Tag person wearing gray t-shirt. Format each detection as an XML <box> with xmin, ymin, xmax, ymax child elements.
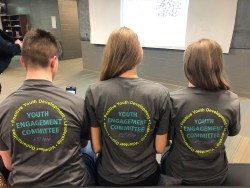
<box><xmin>0</xmin><ymin>28</ymin><xmax>95</xmax><ymax>187</ymax></box>
<box><xmin>160</xmin><ymin>39</ymin><xmax>241</xmax><ymax>186</ymax></box>
<box><xmin>85</xmin><ymin>27</ymin><xmax>172</xmax><ymax>186</ymax></box>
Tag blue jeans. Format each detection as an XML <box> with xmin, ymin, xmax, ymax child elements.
<box><xmin>81</xmin><ymin>141</ymin><xmax>97</xmax><ymax>161</ymax></box>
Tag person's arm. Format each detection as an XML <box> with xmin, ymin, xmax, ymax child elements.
<box><xmin>14</xmin><ymin>39</ymin><xmax>22</xmax><ymax>54</ymax></box>
<box><xmin>0</xmin><ymin>151</ymin><xmax>11</xmax><ymax>171</ymax></box>
<box><xmin>85</xmin><ymin>86</ymin><xmax>102</xmax><ymax>153</ymax></box>
<box><xmin>155</xmin><ymin>87</ymin><xmax>172</xmax><ymax>153</ymax></box>
<box><xmin>155</xmin><ymin>134</ymin><xmax>167</xmax><ymax>154</ymax></box>
<box><xmin>91</xmin><ymin>127</ymin><xmax>102</xmax><ymax>153</ymax></box>
<box><xmin>15</xmin><ymin>39</ymin><xmax>22</xmax><ymax>49</ymax></box>
<box><xmin>229</xmin><ymin>97</ymin><xmax>241</xmax><ymax>136</ymax></box>
<box><xmin>0</xmin><ymin>35</ymin><xmax>20</xmax><ymax>56</ymax></box>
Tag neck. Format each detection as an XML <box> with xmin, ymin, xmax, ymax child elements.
<box><xmin>119</xmin><ymin>68</ymin><xmax>138</xmax><ymax>78</ymax></box>
<box><xmin>25</xmin><ymin>68</ymin><xmax>53</xmax><ymax>82</ymax></box>
<box><xmin>188</xmin><ymin>82</ymin><xmax>195</xmax><ymax>87</ymax></box>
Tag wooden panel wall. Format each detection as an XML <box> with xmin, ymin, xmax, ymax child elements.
<box><xmin>58</xmin><ymin>0</ymin><xmax>82</xmax><ymax>59</ymax></box>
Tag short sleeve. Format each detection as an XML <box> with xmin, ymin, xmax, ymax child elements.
<box><xmin>0</xmin><ymin>137</ymin><xmax>8</xmax><ymax>151</ymax></box>
<box><xmin>81</xmin><ymin>101</ymin><xmax>90</xmax><ymax>140</ymax></box>
<box><xmin>228</xmin><ymin>97</ymin><xmax>241</xmax><ymax>136</ymax></box>
<box><xmin>85</xmin><ymin>86</ymin><xmax>99</xmax><ymax>128</ymax></box>
<box><xmin>155</xmin><ymin>88</ymin><xmax>172</xmax><ymax>135</ymax></box>
<box><xmin>0</xmin><ymin>106</ymin><xmax>10</xmax><ymax>151</ymax></box>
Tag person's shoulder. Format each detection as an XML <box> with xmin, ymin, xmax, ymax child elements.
<box><xmin>49</xmin><ymin>85</ymin><xmax>84</xmax><ymax>105</ymax></box>
<box><xmin>220</xmin><ymin>90</ymin><xmax>240</xmax><ymax>107</ymax></box>
<box><xmin>86</xmin><ymin>80</ymin><xmax>110</xmax><ymax>92</ymax></box>
<box><xmin>62</xmin><ymin>89</ymin><xmax>84</xmax><ymax>102</ymax></box>
<box><xmin>140</xmin><ymin>79</ymin><xmax>170</xmax><ymax>93</ymax></box>
<box><xmin>170</xmin><ymin>88</ymin><xmax>240</xmax><ymax>102</ymax></box>
<box><xmin>170</xmin><ymin>87</ymin><xmax>189</xmax><ymax>96</ymax></box>
<box><xmin>0</xmin><ymin>91</ymin><xmax>22</xmax><ymax>112</ymax></box>
<box><xmin>224</xmin><ymin>90</ymin><xmax>239</xmax><ymax>99</ymax></box>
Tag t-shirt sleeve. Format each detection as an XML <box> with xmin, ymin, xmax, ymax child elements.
<box><xmin>0</xmin><ymin>137</ymin><xmax>8</xmax><ymax>151</ymax></box>
<box><xmin>0</xmin><ymin>118</ymin><xmax>9</xmax><ymax>151</ymax></box>
<box><xmin>81</xmin><ymin>102</ymin><xmax>90</xmax><ymax>140</ymax></box>
<box><xmin>155</xmin><ymin>89</ymin><xmax>172</xmax><ymax>135</ymax></box>
<box><xmin>228</xmin><ymin>97</ymin><xmax>241</xmax><ymax>136</ymax></box>
<box><xmin>85</xmin><ymin>86</ymin><xmax>99</xmax><ymax>128</ymax></box>
<box><xmin>0</xmin><ymin>108</ymin><xmax>9</xmax><ymax>151</ymax></box>
<box><xmin>167</xmin><ymin>96</ymin><xmax>175</xmax><ymax>140</ymax></box>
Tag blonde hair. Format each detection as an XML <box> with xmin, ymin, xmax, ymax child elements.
<box><xmin>100</xmin><ymin>27</ymin><xmax>143</xmax><ymax>81</ymax></box>
<box><xmin>184</xmin><ymin>39</ymin><xmax>230</xmax><ymax>91</ymax></box>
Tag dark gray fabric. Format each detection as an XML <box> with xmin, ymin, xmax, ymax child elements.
<box><xmin>0</xmin><ymin>79</ymin><xmax>91</xmax><ymax>187</ymax></box>
<box><xmin>158</xmin><ymin>174</ymin><xmax>182</xmax><ymax>186</ymax></box>
<box><xmin>163</xmin><ymin>87</ymin><xmax>241</xmax><ymax>185</ymax></box>
<box><xmin>85</xmin><ymin>77</ymin><xmax>171</xmax><ymax>185</ymax></box>
<box><xmin>223</xmin><ymin>164</ymin><xmax>250</xmax><ymax>186</ymax></box>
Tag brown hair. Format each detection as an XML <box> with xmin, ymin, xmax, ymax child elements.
<box><xmin>184</xmin><ymin>39</ymin><xmax>230</xmax><ymax>91</ymax></box>
<box><xmin>100</xmin><ymin>27</ymin><xmax>143</xmax><ymax>81</ymax></box>
<box><xmin>22</xmin><ymin>28</ymin><xmax>62</xmax><ymax>68</ymax></box>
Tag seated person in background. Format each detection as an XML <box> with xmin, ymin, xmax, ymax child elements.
<box><xmin>85</xmin><ymin>27</ymin><xmax>172</xmax><ymax>186</ymax></box>
<box><xmin>160</xmin><ymin>39</ymin><xmax>241</xmax><ymax>186</ymax></box>
<box><xmin>0</xmin><ymin>29</ymin><xmax>22</xmax><ymax>94</ymax></box>
<box><xmin>0</xmin><ymin>29</ymin><xmax>22</xmax><ymax>74</ymax></box>
<box><xmin>0</xmin><ymin>28</ymin><xmax>95</xmax><ymax>187</ymax></box>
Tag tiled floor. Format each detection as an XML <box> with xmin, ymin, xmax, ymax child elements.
<box><xmin>1</xmin><ymin>57</ymin><xmax>250</xmax><ymax>163</ymax></box>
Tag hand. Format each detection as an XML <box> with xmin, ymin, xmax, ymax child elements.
<box><xmin>15</xmin><ymin>39</ymin><xmax>23</xmax><ymax>49</ymax></box>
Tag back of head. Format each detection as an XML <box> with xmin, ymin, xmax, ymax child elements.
<box><xmin>22</xmin><ymin>28</ymin><xmax>62</xmax><ymax>68</ymax></box>
<box><xmin>184</xmin><ymin>39</ymin><xmax>230</xmax><ymax>91</ymax></box>
<box><xmin>100</xmin><ymin>27</ymin><xmax>143</xmax><ymax>81</ymax></box>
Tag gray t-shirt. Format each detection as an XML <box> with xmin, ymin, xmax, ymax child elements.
<box><xmin>85</xmin><ymin>77</ymin><xmax>171</xmax><ymax>185</ymax></box>
<box><xmin>165</xmin><ymin>87</ymin><xmax>241</xmax><ymax>185</ymax></box>
<box><xmin>0</xmin><ymin>80</ymin><xmax>90</xmax><ymax>187</ymax></box>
